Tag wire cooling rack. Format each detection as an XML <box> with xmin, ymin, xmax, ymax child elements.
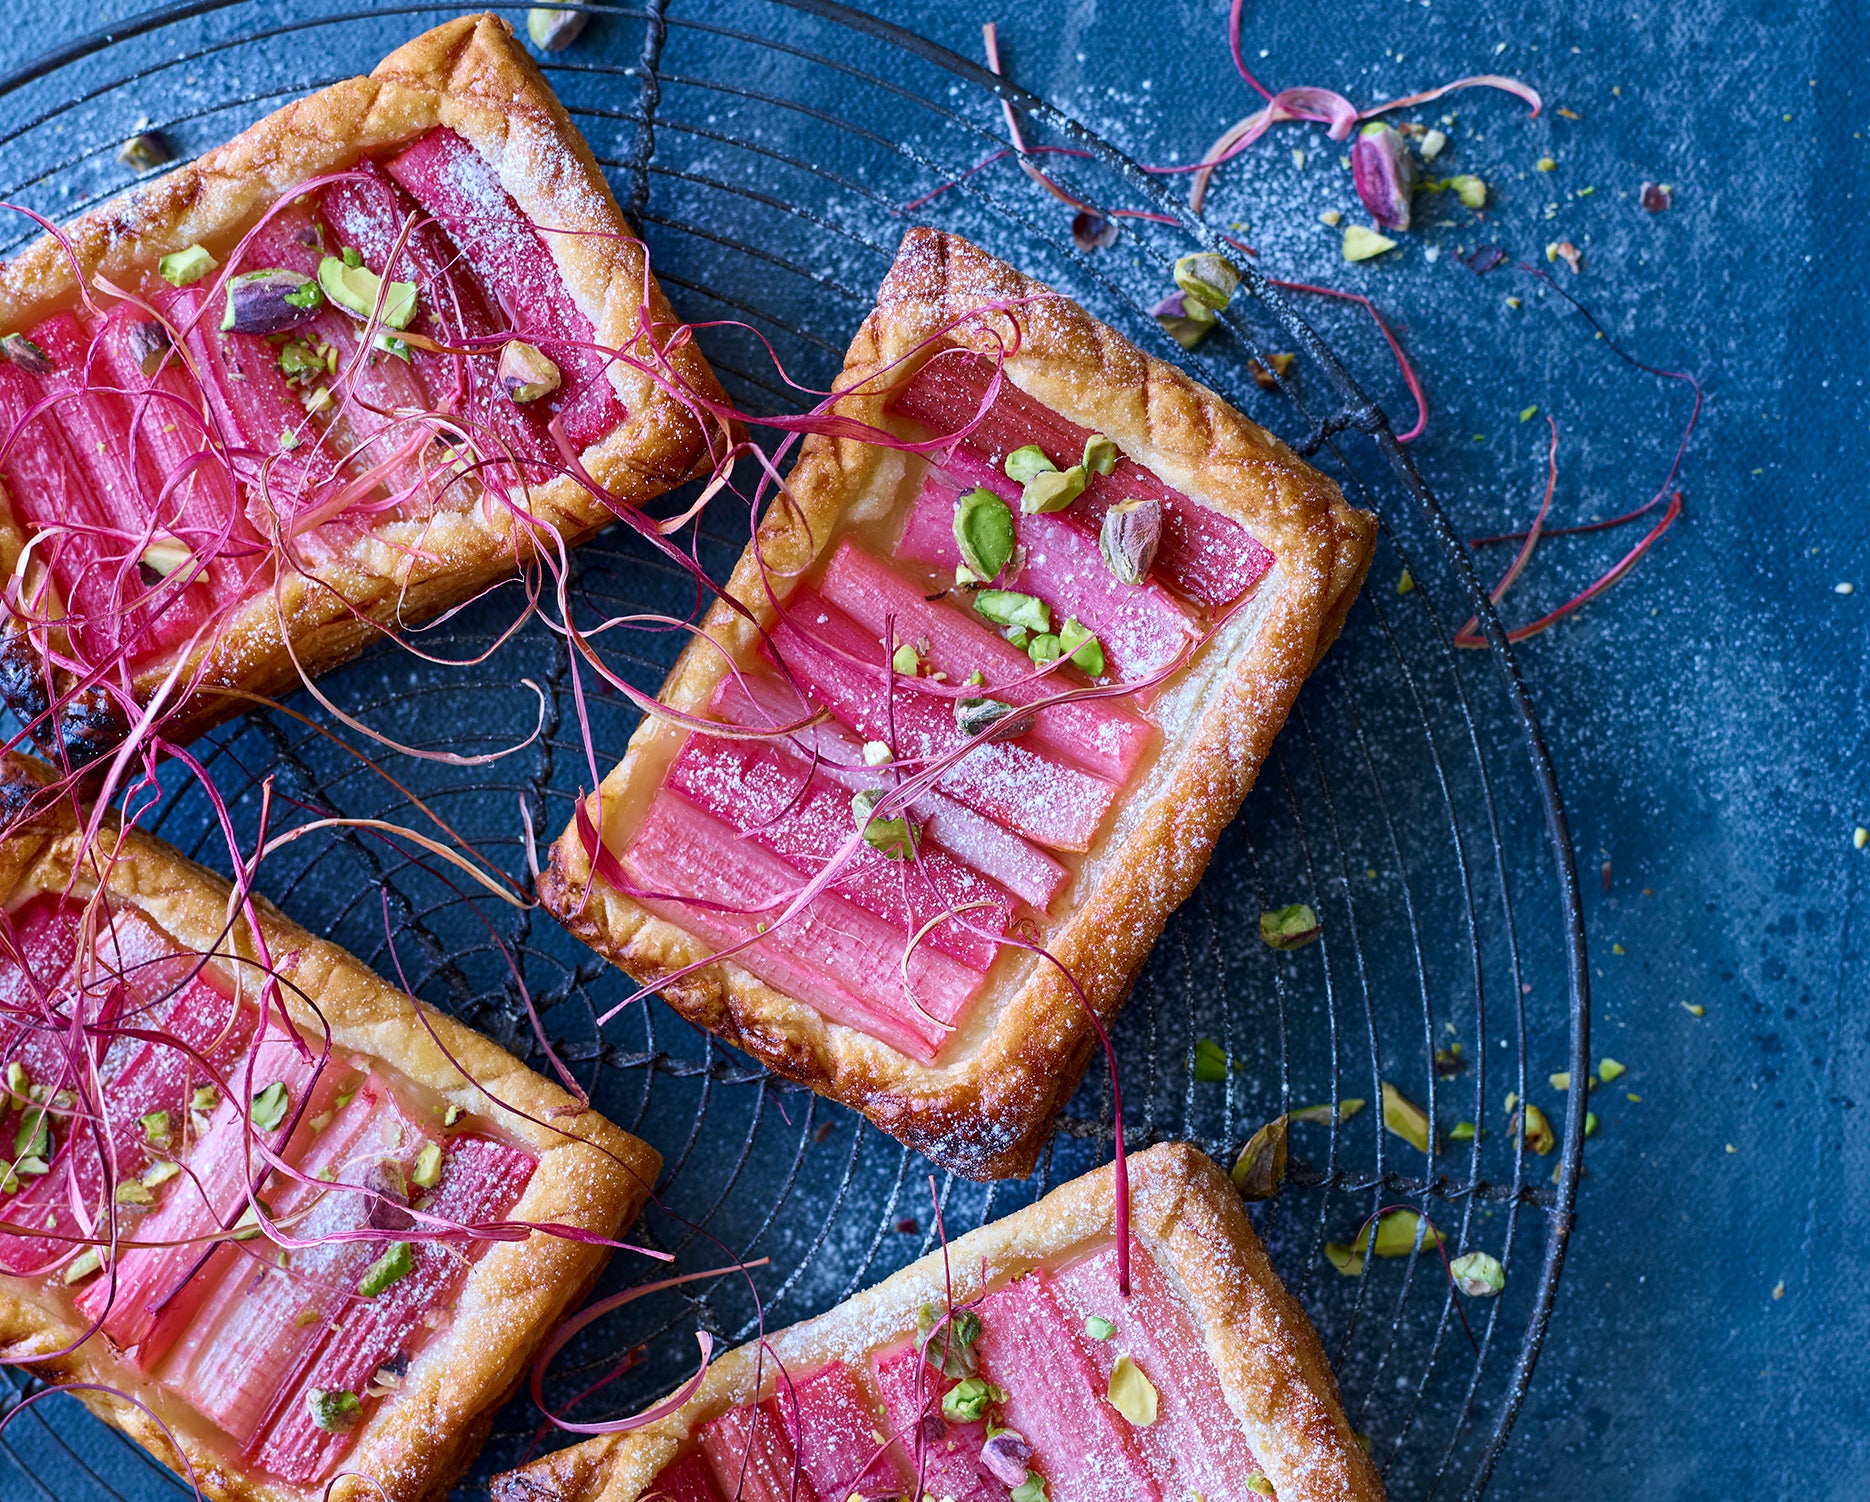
<box><xmin>0</xmin><ymin>3</ymin><xmax>1590</xmax><ymax>1498</ymax></box>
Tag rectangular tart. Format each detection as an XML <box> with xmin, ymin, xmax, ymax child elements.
<box><xmin>0</xmin><ymin>13</ymin><xmax>724</xmax><ymax>765</ymax></box>
<box><xmin>0</xmin><ymin>754</ymin><xmax>662</xmax><ymax>1500</ymax></box>
<box><xmin>540</xmin><ymin>229</ymin><xmax>1375</xmax><ymax>1178</ymax></box>
<box><xmin>494</xmin><ymin>1142</ymin><xmax>1383</xmax><ymax>1502</ymax></box>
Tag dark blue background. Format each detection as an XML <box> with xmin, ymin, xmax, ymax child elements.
<box><xmin>0</xmin><ymin>1</ymin><xmax>1863</xmax><ymax>1497</ymax></box>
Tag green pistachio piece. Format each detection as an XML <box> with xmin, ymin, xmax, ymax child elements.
<box><xmin>498</xmin><ymin>339</ymin><xmax>562</xmax><ymax>402</ymax></box>
<box><xmin>1597</xmin><ymin>1057</ymin><xmax>1627</xmax><ymax>1082</ymax></box>
<box><xmin>1027</xmin><ymin>633</ymin><xmax>1062</xmax><ymax>665</ymax></box>
<box><xmin>1230</xmin><ymin>1114</ymin><xmax>1289</xmax><ymax>1200</ymax></box>
<box><xmin>1342</xmin><ymin>225</ymin><xmax>1398</xmax><ymax>261</ymax></box>
<box><xmin>917</xmin><ymin>1303</ymin><xmax>983</xmax><ymax>1377</ymax></box>
<box><xmin>340</xmin><ymin>247</ymin><xmax>363</xmax><ymax>269</ymax></box>
<box><xmin>1382</xmin><ymin>1082</ymin><xmax>1431</xmax><ymax>1154</ymax></box>
<box><xmin>952</xmin><ymin>487</ymin><xmax>1016</xmax><ymax>582</ymax></box>
<box><xmin>1259</xmin><ymin>902</ymin><xmax>1321</xmax><ymax>951</ymax></box>
<box><xmin>941</xmin><ymin>1376</ymin><xmax>1006</xmax><ymax>1424</ymax></box>
<box><xmin>1448</xmin><ymin>1121</ymin><xmax>1478</xmax><ymax>1141</ymax></box>
<box><xmin>116</xmin><ymin>1180</ymin><xmax>154</xmax><ymax>1206</ymax></box>
<box><xmin>1106</xmin><ymin>1355</ymin><xmax>1159</xmax><ymax>1425</ymax></box>
<box><xmin>973</xmin><ymin>589</ymin><xmax>1051</xmax><ymax>635</ymax></box>
<box><xmin>1193</xmin><ymin>1037</ymin><xmax>1229</xmax><ymax>1083</ymax></box>
<box><xmin>1010</xmin><ymin>1474</ymin><xmax>1048</xmax><ymax>1502</ymax></box>
<box><xmin>358</xmin><ymin>1241</ymin><xmax>414</xmax><ymax>1297</ymax></box>
<box><xmin>5</xmin><ymin>1061</ymin><xmax>28</xmax><ymax>1105</ymax></box>
<box><xmin>1289</xmin><ymin>1098</ymin><xmax>1364</xmax><ymax>1126</ymax></box>
<box><xmin>140</xmin><ymin>1111</ymin><xmax>170</xmax><ymax>1147</ymax></box>
<box><xmin>1174</xmin><ymin>252</ymin><xmax>1240</xmax><ymax>311</ymax></box>
<box><xmin>117</xmin><ymin>132</ymin><xmax>171</xmax><ymax>173</ymax></box>
<box><xmin>1003</xmin><ymin>625</ymin><xmax>1029</xmax><ymax>649</ymax></box>
<box><xmin>158</xmin><ymin>244</ymin><xmax>218</xmax><ymax>287</ymax></box>
<box><xmin>528</xmin><ymin>5</ymin><xmax>589</xmax><ymax>50</ymax></box>
<box><xmin>1</xmin><ymin>333</ymin><xmax>51</xmax><ymax>374</ymax></box>
<box><xmin>1449</xmin><ymin>1249</ymin><xmax>1506</xmax><ymax>1297</ymax></box>
<box><xmin>141</xmin><ymin>1160</ymin><xmax>180</xmax><ymax>1189</ymax></box>
<box><xmin>190</xmin><ymin>1085</ymin><xmax>220</xmax><ymax>1115</ymax></box>
<box><xmin>955</xmin><ymin>697</ymin><xmax>1022</xmax><ymax>739</ymax></box>
<box><xmin>1246</xmin><ymin>1473</ymin><xmax>1276</xmax><ymax>1495</ymax></box>
<box><xmin>1057</xmin><ymin>617</ymin><xmax>1105</xmax><ymax>676</ymax></box>
<box><xmin>1003</xmin><ymin>444</ymin><xmax>1056</xmax><ymax>484</ymax></box>
<box><xmin>61</xmin><ymin>1248</ymin><xmax>103</xmax><ymax>1285</ymax></box>
<box><xmin>1021</xmin><ymin>464</ymin><xmax>1087</xmax><ymax>515</ymax></box>
<box><xmin>891</xmin><ymin>642</ymin><xmax>920</xmax><ymax>675</ymax></box>
<box><xmin>250</xmin><ymin>1081</ymin><xmax>290</xmax><ymax>1132</ymax></box>
<box><xmin>317</xmin><ymin>255</ymin><xmax>417</xmax><ymax>329</ymax></box>
<box><xmin>1082</xmin><ymin>433</ymin><xmax>1118</xmax><ymax>475</ymax></box>
<box><xmin>277</xmin><ymin>338</ymin><xmax>325</xmax><ymax>384</ymax></box>
<box><xmin>410</xmin><ymin>1141</ymin><xmax>444</xmax><ymax>1189</ymax></box>
<box><xmin>1084</xmin><ymin>1314</ymin><xmax>1115</xmax><ymax>1340</ymax></box>
<box><xmin>851</xmin><ymin>790</ymin><xmax>917</xmax><ymax>861</ymax></box>
<box><xmin>307</xmin><ymin>1387</ymin><xmax>362</xmax><ymax>1432</ymax></box>
<box><xmin>14</xmin><ymin>1107</ymin><xmax>49</xmax><ymax>1161</ymax></box>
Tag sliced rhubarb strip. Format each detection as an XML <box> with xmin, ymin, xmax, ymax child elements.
<box><xmin>890</xmin><ymin>352</ymin><xmax>1275</xmax><ymax>606</ymax></box>
<box><xmin>248</xmin><ymin>1132</ymin><xmax>536</xmax><ymax>1484</ymax></box>
<box><xmin>1050</xmin><ymin>1243</ymin><xmax>1258</xmax><ymax>1499</ymax></box>
<box><xmin>665</xmin><ymin>730</ymin><xmax>1013</xmax><ymax>972</ymax></box>
<box><xmin>385</xmin><ymin>128</ymin><xmax>625</xmax><ymax>452</ymax></box>
<box><xmin>646</xmin><ymin>1454</ymin><xmax>726</xmax><ymax>1502</ymax></box>
<box><xmin>88</xmin><ymin>310</ymin><xmax>265</xmax><ymax>646</ymax></box>
<box><xmin>320</xmin><ymin>159</ymin><xmax>557</xmax><ymax>471</ymax></box>
<box><xmin>713</xmin><ymin>673</ymin><xmax>1069</xmax><ymax>913</ymax></box>
<box><xmin>768</xmin><ymin>591</ymin><xmax>1119</xmax><ymax>853</ymax></box>
<box><xmin>820</xmin><ymin>537</ymin><xmax>1157</xmax><ymax>779</ymax></box>
<box><xmin>974</xmin><ymin>1269</ymin><xmax>1162</xmax><ymax>1502</ymax></box>
<box><xmin>895</xmin><ymin>475</ymin><xmax>1199</xmax><ymax>692</ymax></box>
<box><xmin>771</xmin><ymin>1362</ymin><xmax>907</xmax><ymax>1498</ymax></box>
<box><xmin>74</xmin><ymin>1018</ymin><xmax>337</xmax><ymax>1351</ymax></box>
<box><xmin>622</xmin><ymin>791</ymin><xmax>979</xmax><ymax>1064</ymax></box>
<box><xmin>698</xmin><ymin>1400</ymin><xmax>818</xmax><ymax>1502</ymax></box>
<box><xmin>160</xmin><ymin>1079</ymin><xmax>391</xmax><ymax>1439</ymax></box>
<box><xmin>870</xmin><ymin>1342</ymin><xmax>1001</xmax><ymax>1502</ymax></box>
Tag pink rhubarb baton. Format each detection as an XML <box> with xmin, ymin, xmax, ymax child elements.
<box><xmin>384</xmin><ymin>128</ymin><xmax>626</xmax><ymax>452</ymax></box>
<box><xmin>870</xmin><ymin>1341</ymin><xmax>1001</xmax><ymax>1502</ymax></box>
<box><xmin>621</xmin><ymin>791</ymin><xmax>982</xmax><ymax>1063</ymax></box>
<box><xmin>894</xmin><ymin>475</ymin><xmax>1199</xmax><ymax>690</ymax></box>
<box><xmin>768</xmin><ymin>589</ymin><xmax>1120</xmax><ymax>853</ymax></box>
<box><xmin>772</xmin><ymin>1362</ymin><xmax>907</xmax><ymax>1499</ymax></box>
<box><xmin>890</xmin><ymin>352</ymin><xmax>1275</xmax><ymax>606</ymax></box>
<box><xmin>973</xmin><ymin>1269</ymin><xmax>1162</xmax><ymax>1502</ymax></box>
<box><xmin>712</xmin><ymin>672</ymin><xmax>1069</xmax><ymax>913</ymax></box>
<box><xmin>697</xmin><ymin>1400</ymin><xmax>817</xmax><ymax>1502</ymax></box>
<box><xmin>645</xmin><ymin>1454</ymin><xmax>726</xmax><ymax>1502</ymax></box>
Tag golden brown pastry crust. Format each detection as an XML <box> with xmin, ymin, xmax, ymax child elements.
<box><xmin>0</xmin><ymin>13</ymin><xmax>726</xmax><ymax>747</ymax></box>
<box><xmin>0</xmin><ymin>754</ymin><xmax>663</xmax><ymax>1502</ymax></box>
<box><xmin>493</xmin><ymin>1142</ymin><xmax>1384</xmax><ymax>1502</ymax></box>
<box><xmin>539</xmin><ymin>228</ymin><xmax>1375</xmax><ymax>1179</ymax></box>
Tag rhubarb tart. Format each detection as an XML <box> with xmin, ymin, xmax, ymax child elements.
<box><xmin>0</xmin><ymin>755</ymin><xmax>661</xmax><ymax>1500</ymax></box>
<box><xmin>495</xmin><ymin>1142</ymin><xmax>1383</xmax><ymax>1502</ymax></box>
<box><xmin>0</xmin><ymin>13</ymin><xmax>723</xmax><ymax>766</ymax></box>
<box><xmin>541</xmin><ymin>229</ymin><xmax>1375</xmax><ymax>1178</ymax></box>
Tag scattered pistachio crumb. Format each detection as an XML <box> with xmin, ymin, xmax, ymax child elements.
<box><xmin>1855</xmin><ymin>827</ymin><xmax>1869</xmax><ymax>849</ymax></box>
<box><xmin>1726</xmin><ymin>1143</ymin><xmax>1737</xmax><ymax>1153</ymax></box>
<box><xmin>1505</xmin><ymin>296</ymin><xmax>1522</xmax><ymax>308</ymax></box>
<box><xmin>1536</xmin><ymin>156</ymin><xmax>1557</xmax><ymax>172</ymax></box>
<box><xmin>1519</xmin><ymin>405</ymin><xmax>1539</xmax><ymax>422</ymax></box>
<box><xmin>1549</xmin><ymin>1072</ymin><xmax>1570</xmax><ymax>1091</ymax></box>
<box><xmin>1597</xmin><ymin>1057</ymin><xmax>1626</xmax><ymax>1081</ymax></box>
<box><xmin>1613</xmin><ymin>943</ymin><xmax>1625</xmax><ymax>955</ymax></box>
<box><xmin>1584</xmin><ymin>1112</ymin><xmax>1598</xmax><ymax>1137</ymax></box>
<box><xmin>1626</xmin><ymin>1092</ymin><xmax>1642</xmax><ymax>1103</ymax></box>
<box><xmin>1836</xmin><ymin>582</ymin><xmax>1856</xmax><ymax>595</ymax></box>
<box><xmin>1396</xmin><ymin>568</ymin><xmax>1414</xmax><ymax>595</ymax></box>
<box><xmin>1682</xmin><ymin>1002</ymin><xmax>1705</xmax><ymax>1017</ymax></box>
<box><xmin>1772</xmin><ymin>1280</ymin><xmax>1785</xmax><ymax>1300</ymax></box>
<box><xmin>1320</xmin><ymin>208</ymin><xmax>1343</xmax><ymax>226</ymax></box>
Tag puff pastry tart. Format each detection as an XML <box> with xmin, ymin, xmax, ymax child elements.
<box><xmin>540</xmin><ymin>229</ymin><xmax>1375</xmax><ymax>1179</ymax></box>
<box><xmin>495</xmin><ymin>1142</ymin><xmax>1384</xmax><ymax>1502</ymax></box>
<box><xmin>0</xmin><ymin>13</ymin><xmax>723</xmax><ymax>765</ymax></box>
<box><xmin>0</xmin><ymin>755</ymin><xmax>661</xmax><ymax>1500</ymax></box>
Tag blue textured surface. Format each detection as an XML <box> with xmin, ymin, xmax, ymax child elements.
<box><xmin>0</xmin><ymin>1</ymin><xmax>1860</xmax><ymax>1498</ymax></box>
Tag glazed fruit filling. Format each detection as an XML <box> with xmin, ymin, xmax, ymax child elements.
<box><xmin>0</xmin><ymin>126</ymin><xmax>614</xmax><ymax>675</ymax></box>
<box><xmin>643</xmin><ymin>1238</ymin><xmax>1262</xmax><ymax>1502</ymax></box>
<box><xmin>619</xmin><ymin>351</ymin><xmax>1275</xmax><ymax>1060</ymax></box>
<box><xmin>0</xmin><ymin>895</ymin><xmax>536</xmax><ymax>1484</ymax></box>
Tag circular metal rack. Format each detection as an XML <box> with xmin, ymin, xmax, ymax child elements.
<box><xmin>0</xmin><ymin>3</ymin><xmax>1590</xmax><ymax>1499</ymax></box>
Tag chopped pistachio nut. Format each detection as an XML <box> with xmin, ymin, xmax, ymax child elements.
<box><xmin>442</xmin><ymin>1103</ymin><xmax>463</xmax><ymax>1128</ymax></box>
<box><xmin>5</xmin><ymin>1061</ymin><xmax>30</xmax><ymax>1104</ymax></box>
<box><xmin>1084</xmin><ymin>1314</ymin><xmax>1115</xmax><ymax>1341</ymax></box>
<box><xmin>974</xmin><ymin>589</ymin><xmax>1051</xmax><ymax>635</ymax></box>
<box><xmin>1230</xmin><ymin>1114</ymin><xmax>1289</xmax><ymax>1201</ymax></box>
<box><xmin>1396</xmin><ymin>569</ymin><xmax>1415</xmax><ymax>596</ymax></box>
<box><xmin>1448</xmin><ymin>1121</ymin><xmax>1478</xmax><ymax>1141</ymax></box>
<box><xmin>1449</xmin><ymin>1249</ymin><xmax>1506</xmax><ymax>1297</ymax></box>
<box><xmin>1584</xmin><ymin>1111</ymin><xmax>1599</xmax><ymax>1137</ymax></box>
<box><xmin>190</xmin><ymin>1085</ymin><xmax>220</xmax><ymax>1115</ymax></box>
<box><xmin>851</xmin><ymin>790</ymin><xmax>917</xmax><ymax>861</ymax></box>
<box><xmin>498</xmin><ymin>339</ymin><xmax>562</xmax><ymax>403</ymax></box>
<box><xmin>1535</xmin><ymin>156</ymin><xmax>1557</xmax><ymax>172</ymax></box>
<box><xmin>117</xmin><ymin>132</ymin><xmax>171</xmax><ymax>173</ymax></box>
<box><xmin>1319</xmin><ymin>208</ymin><xmax>1343</xmax><ymax>226</ymax></box>
<box><xmin>15</xmin><ymin>1107</ymin><xmax>50</xmax><ymax>1161</ymax></box>
<box><xmin>140</xmin><ymin>1110</ymin><xmax>170</xmax><ymax>1147</ymax></box>
<box><xmin>1259</xmin><ymin>902</ymin><xmax>1321</xmax><ymax>951</ymax></box>
<box><xmin>1021</xmin><ymin>464</ymin><xmax>1087</xmax><ymax>515</ymax></box>
<box><xmin>277</xmin><ymin>338</ymin><xmax>325</xmax><ymax>383</ymax></box>
<box><xmin>230</xmin><ymin>1202</ymin><xmax>270</xmax><ymax>1242</ymax></box>
<box><xmin>1056</xmin><ymin>618</ymin><xmax>1105</xmax><ymax>676</ymax></box>
<box><xmin>1342</xmin><ymin>226</ymin><xmax>1397</xmax><ymax>261</ymax></box>
<box><xmin>953</xmin><ymin>486</ymin><xmax>1016</xmax><ymax>581</ymax></box>
<box><xmin>1105</xmin><ymin>1354</ymin><xmax>1159</xmax><ymax>1426</ymax></box>
<box><xmin>527</xmin><ymin>5</ymin><xmax>590</xmax><ymax>51</ymax></box>
<box><xmin>1382</xmin><ymin>1082</ymin><xmax>1431</xmax><ymax>1154</ymax></box>
<box><xmin>158</xmin><ymin>244</ymin><xmax>218</xmax><ymax>287</ymax></box>
<box><xmin>1445</xmin><ymin>174</ymin><xmax>1487</xmax><ymax>209</ymax></box>
<box><xmin>1597</xmin><ymin>1057</ymin><xmax>1627</xmax><ymax>1082</ymax></box>
<box><xmin>1518</xmin><ymin>1103</ymin><xmax>1555</xmax><ymax>1155</ymax></box>
<box><xmin>358</xmin><ymin>1241</ymin><xmax>414</xmax><ymax>1297</ymax></box>
<box><xmin>918</xmin><ymin>1304</ymin><xmax>982</xmax><ymax>1378</ymax></box>
<box><xmin>1246</xmin><ymin>1475</ymin><xmax>1277</xmax><ymax>1496</ymax></box>
<box><xmin>317</xmin><ymin>255</ymin><xmax>417</xmax><ymax>329</ymax></box>
<box><xmin>341</xmin><ymin>247</ymin><xmax>363</xmax><ymax>269</ymax></box>
<box><xmin>251</xmin><ymin>1081</ymin><xmax>290</xmax><ymax>1132</ymax></box>
<box><xmin>1027</xmin><ymin>633</ymin><xmax>1062</xmax><ymax>665</ymax></box>
<box><xmin>307</xmin><ymin>1387</ymin><xmax>362</xmax><ymax>1433</ymax></box>
<box><xmin>0</xmin><ymin>333</ymin><xmax>51</xmax><ymax>374</ymax></box>
<box><xmin>1327</xmin><ymin>1209</ymin><xmax>1443</xmax><ymax>1275</ymax></box>
<box><xmin>61</xmin><ymin>1248</ymin><xmax>104</xmax><ymax>1285</ymax></box>
<box><xmin>1010</xmin><ymin>1474</ymin><xmax>1048</xmax><ymax>1502</ymax></box>
<box><xmin>1549</xmin><ymin>1071</ymin><xmax>1571</xmax><ymax>1091</ymax></box>
<box><xmin>221</xmin><ymin>270</ymin><xmax>322</xmax><ymax>336</ymax></box>
<box><xmin>1003</xmin><ymin>445</ymin><xmax>1056</xmax><ymax>485</ymax></box>
<box><xmin>1081</xmin><ymin>433</ymin><xmax>1118</xmax><ymax>475</ymax></box>
<box><xmin>141</xmin><ymin>1160</ymin><xmax>180</xmax><ymax>1189</ymax></box>
<box><xmin>1099</xmin><ymin>497</ymin><xmax>1162</xmax><ymax>586</ymax></box>
<box><xmin>891</xmin><ymin>642</ymin><xmax>920</xmax><ymax>675</ymax></box>
<box><xmin>1682</xmin><ymin>1002</ymin><xmax>1705</xmax><ymax>1017</ymax></box>
<box><xmin>1419</xmin><ymin>127</ymin><xmax>1449</xmax><ymax>160</ymax></box>
<box><xmin>1192</xmin><ymin>1037</ymin><xmax>1230</xmax><ymax>1083</ymax></box>
<box><xmin>966</xmin><ymin>669</ymin><xmax>986</xmax><ymax>687</ymax></box>
<box><xmin>116</xmin><ymin>1180</ymin><xmax>154</xmax><ymax>1206</ymax></box>
<box><xmin>411</xmin><ymin>1141</ymin><xmax>444</xmax><ymax>1190</ymax></box>
<box><xmin>942</xmin><ymin>1376</ymin><xmax>1007</xmax><ymax>1424</ymax></box>
<box><xmin>955</xmin><ymin>697</ymin><xmax>1020</xmax><ymax>739</ymax></box>
<box><xmin>1173</xmin><ymin>252</ymin><xmax>1240</xmax><ymax>312</ymax></box>
<box><xmin>1290</xmin><ymin>1098</ymin><xmax>1364</xmax><ymax>1126</ymax></box>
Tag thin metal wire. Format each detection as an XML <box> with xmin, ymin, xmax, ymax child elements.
<box><xmin>0</xmin><ymin>4</ymin><xmax>1589</xmax><ymax>1498</ymax></box>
